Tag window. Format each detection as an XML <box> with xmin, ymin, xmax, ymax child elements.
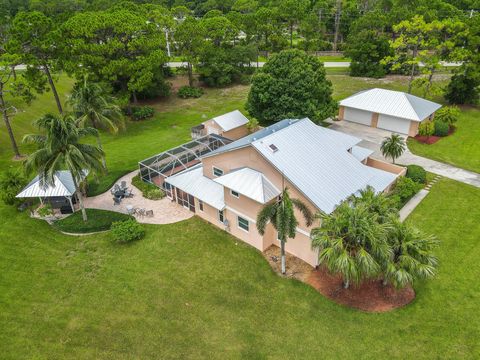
<box><xmin>213</xmin><ymin>166</ymin><xmax>224</xmax><ymax>177</ymax></box>
<box><xmin>218</xmin><ymin>210</ymin><xmax>224</xmax><ymax>223</ymax></box>
<box><xmin>238</xmin><ymin>216</ymin><xmax>249</xmax><ymax>232</ymax></box>
<box><xmin>199</xmin><ymin>200</ymin><xmax>204</xmax><ymax>211</ymax></box>
<box><xmin>231</xmin><ymin>190</ymin><xmax>239</xmax><ymax>198</ymax></box>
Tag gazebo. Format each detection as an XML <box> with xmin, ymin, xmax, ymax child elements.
<box><xmin>16</xmin><ymin>170</ymin><xmax>88</xmax><ymax>214</ymax></box>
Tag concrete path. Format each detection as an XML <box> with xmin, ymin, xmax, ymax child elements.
<box><xmin>399</xmin><ymin>189</ymin><xmax>430</xmax><ymax>221</ymax></box>
<box><xmin>84</xmin><ymin>171</ymin><xmax>193</xmax><ymax>225</ymax></box>
<box><xmin>330</xmin><ymin>120</ymin><xmax>480</xmax><ymax>188</ymax></box>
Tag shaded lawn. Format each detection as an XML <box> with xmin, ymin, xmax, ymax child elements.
<box><xmin>407</xmin><ymin>108</ymin><xmax>480</xmax><ymax>173</ymax></box>
<box><xmin>54</xmin><ymin>209</ymin><xmax>133</xmax><ymax>233</ymax></box>
<box><xmin>0</xmin><ymin>178</ymin><xmax>479</xmax><ymax>359</ymax></box>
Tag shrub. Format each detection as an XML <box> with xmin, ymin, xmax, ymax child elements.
<box><xmin>37</xmin><ymin>204</ymin><xmax>54</xmax><ymax>217</ymax></box>
<box><xmin>0</xmin><ymin>170</ymin><xmax>27</xmax><ymax>206</ymax></box>
<box><xmin>131</xmin><ymin>106</ymin><xmax>155</xmax><ymax>121</ymax></box>
<box><xmin>418</xmin><ymin>120</ymin><xmax>434</xmax><ymax>136</ymax></box>
<box><xmin>132</xmin><ymin>174</ymin><xmax>165</xmax><ymax>200</ymax></box>
<box><xmin>434</xmin><ymin>120</ymin><xmax>449</xmax><ymax>137</ymax></box>
<box><xmin>393</xmin><ymin>177</ymin><xmax>423</xmax><ymax>205</ymax></box>
<box><xmin>406</xmin><ymin>165</ymin><xmax>427</xmax><ymax>184</ymax></box>
<box><xmin>110</xmin><ymin>219</ymin><xmax>145</xmax><ymax>244</ymax></box>
<box><xmin>177</xmin><ymin>86</ymin><xmax>204</xmax><ymax>99</ymax></box>
<box><xmin>444</xmin><ymin>71</ymin><xmax>479</xmax><ymax>105</ymax></box>
<box><xmin>246</xmin><ymin>118</ymin><xmax>259</xmax><ymax>133</ymax></box>
<box><xmin>144</xmin><ymin>188</ymin><xmax>165</xmax><ymax>200</ymax></box>
<box><xmin>435</xmin><ymin>106</ymin><xmax>460</xmax><ymax>126</ymax></box>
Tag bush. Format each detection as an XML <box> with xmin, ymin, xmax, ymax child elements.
<box><xmin>0</xmin><ymin>170</ymin><xmax>27</xmax><ymax>206</ymax></box>
<box><xmin>406</xmin><ymin>165</ymin><xmax>427</xmax><ymax>184</ymax></box>
<box><xmin>444</xmin><ymin>71</ymin><xmax>479</xmax><ymax>105</ymax></box>
<box><xmin>434</xmin><ymin>120</ymin><xmax>450</xmax><ymax>137</ymax></box>
<box><xmin>110</xmin><ymin>219</ymin><xmax>145</xmax><ymax>244</ymax></box>
<box><xmin>435</xmin><ymin>106</ymin><xmax>460</xmax><ymax>126</ymax></box>
<box><xmin>132</xmin><ymin>174</ymin><xmax>165</xmax><ymax>200</ymax></box>
<box><xmin>37</xmin><ymin>204</ymin><xmax>54</xmax><ymax>217</ymax></box>
<box><xmin>131</xmin><ymin>106</ymin><xmax>155</xmax><ymax>121</ymax></box>
<box><xmin>418</xmin><ymin>120</ymin><xmax>435</xmax><ymax>136</ymax></box>
<box><xmin>393</xmin><ymin>177</ymin><xmax>423</xmax><ymax>205</ymax></box>
<box><xmin>144</xmin><ymin>188</ymin><xmax>165</xmax><ymax>200</ymax></box>
<box><xmin>177</xmin><ymin>86</ymin><xmax>204</xmax><ymax>99</ymax></box>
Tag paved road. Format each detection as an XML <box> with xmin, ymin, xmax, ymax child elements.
<box><xmin>14</xmin><ymin>60</ymin><xmax>462</xmax><ymax>71</ymax></box>
<box><xmin>329</xmin><ymin>120</ymin><xmax>480</xmax><ymax>188</ymax></box>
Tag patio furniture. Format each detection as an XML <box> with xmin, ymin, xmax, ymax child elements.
<box><xmin>120</xmin><ymin>181</ymin><xmax>127</xmax><ymax>189</ymax></box>
<box><xmin>113</xmin><ymin>196</ymin><xmax>121</xmax><ymax>205</ymax></box>
<box><xmin>136</xmin><ymin>208</ymin><xmax>146</xmax><ymax>217</ymax></box>
<box><xmin>126</xmin><ymin>205</ymin><xmax>134</xmax><ymax>215</ymax></box>
<box><xmin>145</xmin><ymin>210</ymin><xmax>154</xmax><ymax>217</ymax></box>
<box><xmin>124</xmin><ymin>188</ymin><xmax>134</xmax><ymax>198</ymax></box>
<box><xmin>114</xmin><ymin>184</ymin><xmax>121</xmax><ymax>193</ymax></box>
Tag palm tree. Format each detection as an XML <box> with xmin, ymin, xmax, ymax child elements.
<box><xmin>256</xmin><ymin>188</ymin><xmax>314</xmax><ymax>274</ymax></box>
<box><xmin>23</xmin><ymin>113</ymin><xmax>105</xmax><ymax>221</ymax></box>
<box><xmin>350</xmin><ymin>186</ymin><xmax>398</xmax><ymax>223</ymax></box>
<box><xmin>311</xmin><ymin>202</ymin><xmax>391</xmax><ymax>288</ymax></box>
<box><xmin>67</xmin><ymin>75</ymin><xmax>124</xmax><ymax>172</ymax></box>
<box><xmin>380</xmin><ymin>134</ymin><xmax>406</xmax><ymax>164</ymax></box>
<box><xmin>383</xmin><ymin>216</ymin><xmax>438</xmax><ymax>288</ymax></box>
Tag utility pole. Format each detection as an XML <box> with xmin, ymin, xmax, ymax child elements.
<box><xmin>333</xmin><ymin>0</ymin><xmax>342</xmax><ymax>52</ymax></box>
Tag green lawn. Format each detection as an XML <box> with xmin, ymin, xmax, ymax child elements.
<box><xmin>408</xmin><ymin>108</ymin><xmax>480</xmax><ymax>173</ymax></box>
<box><xmin>54</xmin><ymin>209</ymin><xmax>133</xmax><ymax>233</ymax></box>
<box><xmin>0</xmin><ymin>178</ymin><xmax>479</xmax><ymax>358</ymax></box>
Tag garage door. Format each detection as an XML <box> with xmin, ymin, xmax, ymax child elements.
<box><xmin>343</xmin><ymin>107</ymin><xmax>372</xmax><ymax>126</ymax></box>
<box><xmin>377</xmin><ymin>114</ymin><xmax>411</xmax><ymax>134</ymax></box>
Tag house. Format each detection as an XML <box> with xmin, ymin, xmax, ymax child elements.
<box><xmin>191</xmin><ymin>110</ymin><xmax>249</xmax><ymax>140</ymax></box>
<box><xmin>338</xmin><ymin>88</ymin><xmax>442</xmax><ymax>136</ymax></box>
<box><xmin>141</xmin><ymin>118</ymin><xmax>406</xmax><ymax>267</ymax></box>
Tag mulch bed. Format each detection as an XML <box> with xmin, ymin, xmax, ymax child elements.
<box><xmin>306</xmin><ymin>267</ymin><xmax>415</xmax><ymax>313</ymax></box>
<box><xmin>263</xmin><ymin>246</ymin><xmax>415</xmax><ymax>312</ymax></box>
<box><xmin>414</xmin><ymin>127</ymin><xmax>456</xmax><ymax>145</ymax></box>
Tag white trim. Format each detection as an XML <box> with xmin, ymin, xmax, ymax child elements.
<box><xmin>212</xmin><ymin>166</ymin><xmax>224</xmax><ymax>177</ymax></box>
<box><xmin>230</xmin><ymin>189</ymin><xmax>240</xmax><ymax>198</ymax></box>
<box><xmin>296</xmin><ymin>227</ymin><xmax>310</xmax><ymax>237</ymax></box>
<box><xmin>237</xmin><ymin>216</ymin><xmax>249</xmax><ymax>233</ymax></box>
<box><xmin>218</xmin><ymin>209</ymin><xmax>224</xmax><ymax>223</ymax></box>
<box><xmin>225</xmin><ymin>206</ymin><xmax>256</xmax><ymax>223</ymax></box>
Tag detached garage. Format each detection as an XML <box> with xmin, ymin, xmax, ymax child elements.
<box><xmin>338</xmin><ymin>88</ymin><xmax>442</xmax><ymax>136</ymax></box>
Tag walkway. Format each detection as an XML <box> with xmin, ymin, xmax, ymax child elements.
<box><xmin>84</xmin><ymin>171</ymin><xmax>193</xmax><ymax>225</ymax></box>
<box><xmin>330</xmin><ymin>121</ymin><xmax>480</xmax><ymax>188</ymax></box>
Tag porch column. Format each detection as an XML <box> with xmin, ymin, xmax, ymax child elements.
<box><xmin>67</xmin><ymin>196</ymin><xmax>75</xmax><ymax>213</ymax></box>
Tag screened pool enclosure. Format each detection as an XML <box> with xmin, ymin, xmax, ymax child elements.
<box><xmin>138</xmin><ymin>134</ymin><xmax>232</xmax><ymax>189</ymax></box>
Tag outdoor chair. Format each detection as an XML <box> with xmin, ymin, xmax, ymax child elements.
<box><xmin>113</xmin><ymin>197</ymin><xmax>121</xmax><ymax>206</ymax></box>
<box><xmin>124</xmin><ymin>188</ymin><xmax>133</xmax><ymax>198</ymax></box>
<box><xmin>136</xmin><ymin>208</ymin><xmax>146</xmax><ymax>217</ymax></box>
<box><xmin>120</xmin><ymin>181</ymin><xmax>127</xmax><ymax>189</ymax></box>
<box><xmin>146</xmin><ymin>210</ymin><xmax>154</xmax><ymax>217</ymax></box>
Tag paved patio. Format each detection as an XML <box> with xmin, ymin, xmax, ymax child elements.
<box><xmin>84</xmin><ymin>171</ymin><xmax>193</xmax><ymax>225</ymax></box>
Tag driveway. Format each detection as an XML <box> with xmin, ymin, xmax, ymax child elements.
<box><xmin>330</xmin><ymin>120</ymin><xmax>480</xmax><ymax>188</ymax></box>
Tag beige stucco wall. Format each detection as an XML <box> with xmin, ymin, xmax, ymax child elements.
<box><xmin>223</xmin><ymin>125</ymin><xmax>249</xmax><ymax>140</ymax></box>
<box><xmin>202</xmin><ymin>146</ymin><xmax>321</xmax><ymax>266</ymax></box>
<box><xmin>408</xmin><ymin>121</ymin><xmax>419</xmax><ymax>137</ymax></box>
<box><xmin>371</xmin><ymin>113</ymin><xmax>379</xmax><ymax>128</ymax></box>
<box><xmin>338</xmin><ymin>106</ymin><xmax>345</xmax><ymax>120</ymax></box>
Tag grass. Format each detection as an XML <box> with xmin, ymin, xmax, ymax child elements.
<box><xmin>53</xmin><ymin>209</ymin><xmax>133</xmax><ymax>233</ymax></box>
<box><xmin>0</xmin><ymin>178</ymin><xmax>479</xmax><ymax>358</ymax></box>
<box><xmin>408</xmin><ymin>108</ymin><xmax>480</xmax><ymax>173</ymax></box>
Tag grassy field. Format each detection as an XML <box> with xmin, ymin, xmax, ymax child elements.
<box><xmin>0</xmin><ymin>178</ymin><xmax>479</xmax><ymax>358</ymax></box>
<box><xmin>408</xmin><ymin>108</ymin><xmax>480</xmax><ymax>173</ymax></box>
<box><xmin>54</xmin><ymin>209</ymin><xmax>133</xmax><ymax>233</ymax></box>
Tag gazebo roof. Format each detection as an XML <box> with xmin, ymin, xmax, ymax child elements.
<box><xmin>16</xmin><ymin>170</ymin><xmax>88</xmax><ymax>198</ymax></box>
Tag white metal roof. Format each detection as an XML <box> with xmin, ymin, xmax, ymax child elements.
<box><xmin>340</xmin><ymin>88</ymin><xmax>442</xmax><ymax>121</ymax></box>
<box><xmin>214</xmin><ymin>167</ymin><xmax>281</xmax><ymax>204</ymax></box>
<box><xmin>165</xmin><ymin>164</ymin><xmax>225</xmax><ymax>210</ymax></box>
<box><xmin>351</xmin><ymin>145</ymin><xmax>374</xmax><ymax>162</ymax></box>
<box><xmin>212</xmin><ymin>110</ymin><xmax>249</xmax><ymax>131</ymax></box>
<box><xmin>16</xmin><ymin>170</ymin><xmax>88</xmax><ymax>198</ymax></box>
<box><xmin>251</xmin><ymin>119</ymin><xmax>399</xmax><ymax>213</ymax></box>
